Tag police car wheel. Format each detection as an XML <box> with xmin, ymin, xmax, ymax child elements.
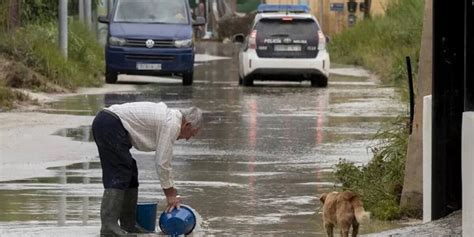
<box><xmin>311</xmin><ymin>76</ymin><xmax>328</xmax><ymax>88</ymax></box>
<box><xmin>243</xmin><ymin>76</ymin><xmax>254</xmax><ymax>87</ymax></box>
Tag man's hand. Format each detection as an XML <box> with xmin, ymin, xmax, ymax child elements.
<box><xmin>163</xmin><ymin>187</ymin><xmax>181</xmax><ymax>213</ymax></box>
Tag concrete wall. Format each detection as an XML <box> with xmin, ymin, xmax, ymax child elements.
<box><xmin>264</xmin><ymin>0</ymin><xmax>388</xmax><ymax>36</ymax></box>
<box><xmin>400</xmin><ymin>0</ymin><xmax>432</xmax><ymax>215</ymax></box>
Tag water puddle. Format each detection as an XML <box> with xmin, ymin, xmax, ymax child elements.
<box><xmin>1</xmin><ymin>42</ymin><xmax>407</xmax><ymax>236</ymax></box>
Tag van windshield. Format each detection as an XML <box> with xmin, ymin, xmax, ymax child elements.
<box><xmin>113</xmin><ymin>0</ymin><xmax>188</xmax><ymax>24</ymax></box>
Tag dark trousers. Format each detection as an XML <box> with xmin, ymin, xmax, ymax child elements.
<box><xmin>92</xmin><ymin>110</ymin><xmax>139</xmax><ymax>189</ymax></box>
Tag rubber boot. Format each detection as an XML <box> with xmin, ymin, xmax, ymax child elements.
<box><xmin>120</xmin><ymin>188</ymin><xmax>153</xmax><ymax>233</ymax></box>
<box><xmin>100</xmin><ymin>189</ymin><xmax>129</xmax><ymax>237</ymax></box>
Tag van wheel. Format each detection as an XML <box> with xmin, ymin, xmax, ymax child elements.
<box><xmin>105</xmin><ymin>68</ymin><xmax>118</xmax><ymax>84</ymax></box>
<box><xmin>311</xmin><ymin>76</ymin><xmax>328</xmax><ymax>88</ymax></box>
<box><xmin>183</xmin><ymin>72</ymin><xmax>193</xmax><ymax>86</ymax></box>
<box><xmin>243</xmin><ymin>76</ymin><xmax>254</xmax><ymax>87</ymax></box>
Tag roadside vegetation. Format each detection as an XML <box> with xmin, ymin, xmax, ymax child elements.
<box><xmin>0</xmin><ymin>1</ymin><xmax>104</xmax><ymax>109</ymax></box>
<box><xmin>329</xmin><ymin>0</ymin><xmax>424</xmax><ymax>220</ymax></box>
<box><xmin>328</xmin><ymin>0</ymin><xmax>424</xmax><ymax>87</ymax></box>
<box><xmin>335</xmin><ymin>117</ymin><xmax>408</xmax><ymax>220</ymax></box>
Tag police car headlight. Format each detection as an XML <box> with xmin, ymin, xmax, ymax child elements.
<box><xmin>174</xmin><ymin>39</ymin><xmax>193</xmax><ymax>48</ymax></box>
<box><xmin>109</xmin><ymin>37</ymin><xmax>127</xmax><ymax>46</ymax></box>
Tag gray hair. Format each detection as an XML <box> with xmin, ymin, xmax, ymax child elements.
<box><xmin>180</xmin><ymin>107</ymin><xmax>203</xmax><ymax>129</ymax></box>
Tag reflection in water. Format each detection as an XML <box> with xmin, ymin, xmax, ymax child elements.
<box><xmin>246</xmin><ymin>98</ymin><xmax>258</xmax><ymax>233</ymax></box>
<box><xmin>54</xmin><ymin>126</ymin><xmax>94</xmax><ymax>142</ymax></box>
<box><xmin>0</xmin><ymin>162</ymin><xmax>101</xmax><ymax>228</ymax></box>
<box><xmin>82</xmin><ymin>163</ymin><xmax>90</xmax><ymax>225</ymax></box>
<box><xmin>315</xmin><ymin>92</ymin><xmax>328</xmax><ymax>145</ymax></box>
<box><xmin>58</xmin><ymin>166</ymin><xmax>66</xmax><ymax>227</ymax></box>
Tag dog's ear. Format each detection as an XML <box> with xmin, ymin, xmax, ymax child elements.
<box><xmin>319</xmin><ymin>193</ymin><xmax>328</xmax><ymax>204</ymax></box>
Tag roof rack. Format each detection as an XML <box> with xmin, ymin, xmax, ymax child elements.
<box><xmin>257</xmin><ymin>4</ymin><xmax>310</xmax><ymax>14</ymax></box>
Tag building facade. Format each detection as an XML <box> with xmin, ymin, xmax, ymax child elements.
<box><xmin>264</xmin><ymin>0</ymin><xmax>388</xmax><ymax>36</ymax></box>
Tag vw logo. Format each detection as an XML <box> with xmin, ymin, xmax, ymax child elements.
<box><xmin>283</xmin><ymin>38</ymin><xmax>292</xmax><ymax>44</ymax></box>
<box><xmin>145</xmin><ymin>39</ymin><xmax>155</xmax><ymax>48</ymax></box>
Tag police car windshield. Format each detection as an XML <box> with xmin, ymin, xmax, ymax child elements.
<box><xmin>257</xmin><ymin>18</ymin><xmax>319</xmax><ymax>38</ymax></box>
<box><xmin>114</xmin><ymin>0</ymin><xmax>188</xmax><ymax>24</ymax></box>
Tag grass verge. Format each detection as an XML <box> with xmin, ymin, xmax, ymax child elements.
<box><xmin>0</xmin><ymin>21</ymin><xmax>104</xmax><ymax>109</ymax></box>
<box><xmin>0</xmin><ymin>83</ymin><xmax>30</xmax><ymax>110</ymax></box>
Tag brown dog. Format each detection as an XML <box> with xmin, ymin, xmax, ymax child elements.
<box><xmin>319</xmin><ymin>191</ymin><xmax>370</xmax><ymax>237</ymax></box>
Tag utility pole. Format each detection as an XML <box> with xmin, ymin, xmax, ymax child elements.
<box><xmin>85</xmin><ymin>0</ymin><xmax>92</xmax><ymax>29</ymax></box>
<box><xmin>79</xmin><ymin>0</ymin><xmax>84</xmax><ymax>23</ymax></box>
<box><xmin>59</xmin><ymin>0</ymin><xmax>68</xmax><ymax>58</ymax></box>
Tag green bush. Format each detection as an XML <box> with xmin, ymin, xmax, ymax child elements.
<box><xmin>334</xmin><ymin>116</ymin><xmax>408</xmax><ymax>220</ymax></box>
<box><xmin>0</xmin><ymin>21</ymin><xmax>104</xmax><ymax>90</ymax></box>
<box><xmin>328</xmin><ymin>0</ymin><xmax>424</xmax><ymax>86</ymax></box>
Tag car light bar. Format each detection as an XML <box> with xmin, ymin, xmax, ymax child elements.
<box><xmin>257</xmin><ymin>4</ymin><xmax>310</xmax><ymax>14</ymax></box>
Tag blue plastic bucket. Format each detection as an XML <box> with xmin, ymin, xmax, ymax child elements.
<box><xmin>159</xmin><ymin>205</ymin><xmax>196</xmax><ymax>236</ymax></box>
<box><xmin>136</xmin><ymin>202</ymin><xmax>158</xmax><ymax>232</ymax></box>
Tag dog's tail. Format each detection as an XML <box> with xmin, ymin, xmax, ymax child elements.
<box><xmin>349</xmin><ymin>192</ymin><xmax>371</xmax><ymax>223</ymax></box>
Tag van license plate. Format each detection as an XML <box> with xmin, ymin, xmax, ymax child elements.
<box><xmin>137</xmin><ymin>63</ymin><xmax>162</xmax><ymax>70</ymax></box>
<box><xmin>274</xmin><ymin>45</ymin><xmax>301</xmax><ymax>52</ymax></box>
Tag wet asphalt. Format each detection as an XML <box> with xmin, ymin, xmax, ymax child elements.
<box><xmin>0</xmin><ymin>42</ymin><xmax>406</xmax><ymax>236</ymax></box>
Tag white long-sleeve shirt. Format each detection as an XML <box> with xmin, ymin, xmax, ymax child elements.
<box><xmin>105</xmin><ymin>102</ymin><xmax>182</xmax><ymax>189</ymax></box>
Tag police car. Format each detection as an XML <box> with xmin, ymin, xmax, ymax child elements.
<box><xmin>234</xmin><ymin>4</ymin><xmax>330</xmax><ymax>87</ymax></box>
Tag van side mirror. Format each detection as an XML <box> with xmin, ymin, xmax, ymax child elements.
<box><xmin>193</xmin><ymin>16</ymin><xmax>206</xmax><ymax>26</ymax></box>
<box><xmin>232</xmin><ymin>33</ymin><xmax>245</xmax><ymax>44</ymax></box>
<box><xmin>98</xmin><ymin>15</ymin><xmax>109</xmax><ymax>24</ymax></box>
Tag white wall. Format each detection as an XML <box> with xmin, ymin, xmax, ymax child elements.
<box><xmin>423</xmin><ymin>95</ymin><xmax>432</xmax><ymax>223</ymax></box>
<box><xmin>462</xmin><ymin>112</ymin><xmax>474</xmax><ymax>236</ymax></box>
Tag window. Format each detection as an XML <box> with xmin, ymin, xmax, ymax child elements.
<box><xmin>114</xmin><ymin>0</ymin><xmax>188</xmax><ymax>24</ymax></box>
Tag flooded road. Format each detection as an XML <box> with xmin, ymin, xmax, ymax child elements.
<box><xmin>0</xmin><ymin>42</ymin><xmax>406</xmax><ymax>236</ymax></box>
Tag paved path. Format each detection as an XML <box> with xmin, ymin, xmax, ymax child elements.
<box><xmin>364</xmin><ymin>211</ymin><xmax>461</xmax><ymax>237</ymax></box>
